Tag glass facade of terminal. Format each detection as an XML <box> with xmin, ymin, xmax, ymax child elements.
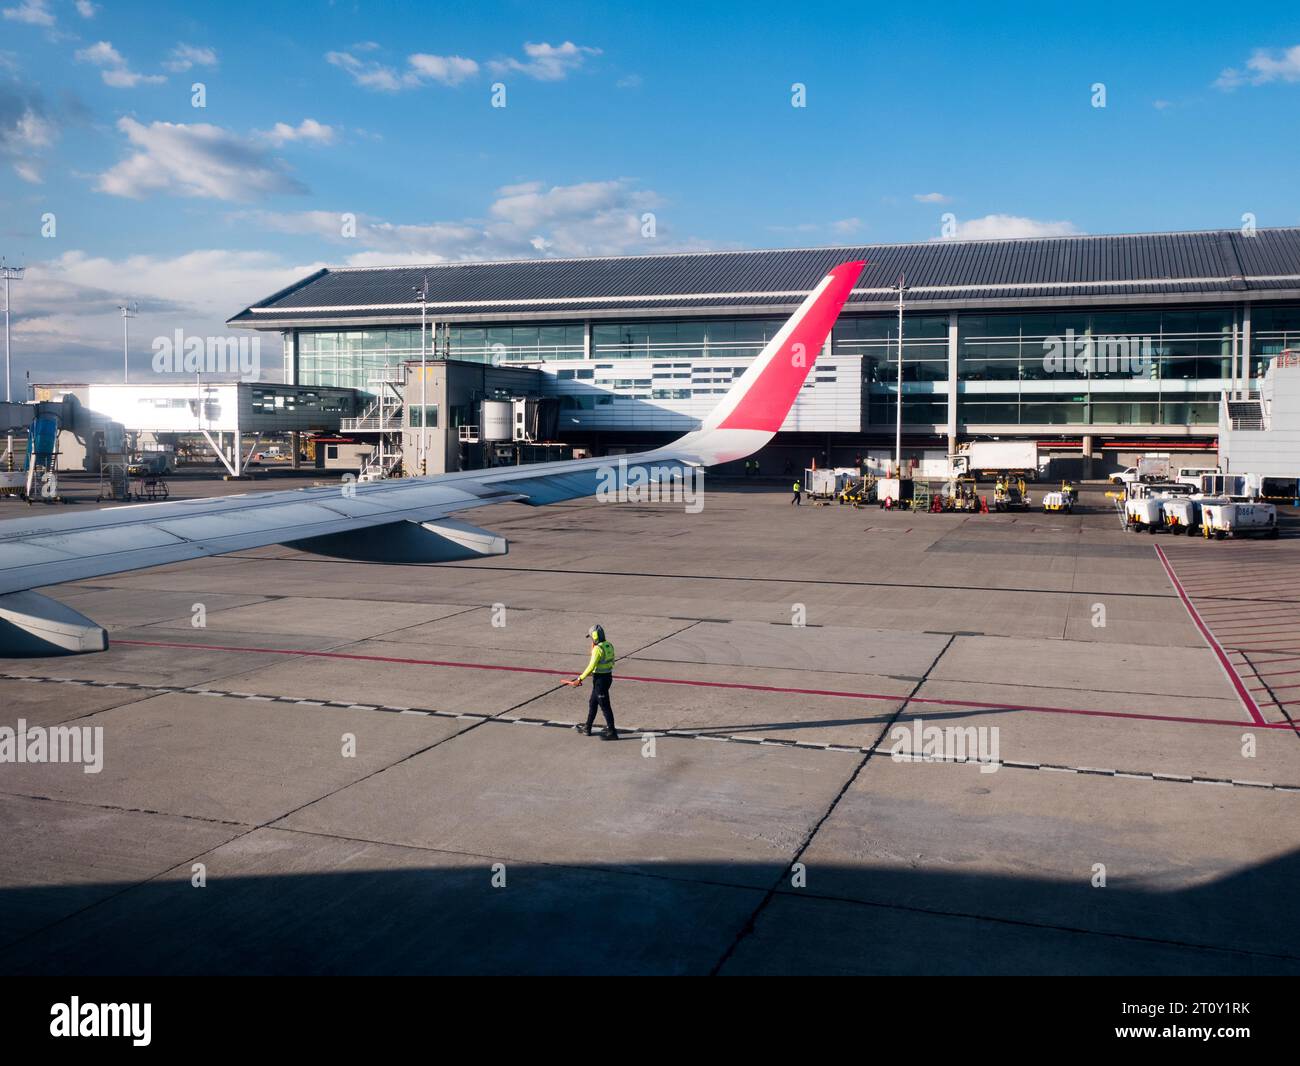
<box><xmin>292</xmin><ymin>303</ymin><xmax>1300</xmax><ymax>431</ymax></box>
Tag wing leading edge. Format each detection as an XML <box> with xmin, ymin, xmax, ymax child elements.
<box><xmin>0</xmin><ymin>259</ymin><xmax>865</xmax><ymax>654</ymax></box>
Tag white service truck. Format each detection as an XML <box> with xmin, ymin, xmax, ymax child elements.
<box><xmin>1111</xmin><ymin>456</ymin><xmax>1173</xmax><ymax>487</ymax></box>
<box><xmin>952</xmin><ymin>441</ymin><xmax>1038</xmax><ymax>478</ymax></box>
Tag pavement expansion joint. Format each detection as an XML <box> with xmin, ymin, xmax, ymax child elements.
<box><xmin>3</xmin><ymin>672</ymin><xmax>1300</xmax><ymax>794</ymax></box>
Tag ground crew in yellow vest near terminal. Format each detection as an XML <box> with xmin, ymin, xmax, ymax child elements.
<box><xmin>791</xmin><ymin>480</ymin><xmax>802</xmax><ymax>505</ymax></box>
<box><xmin>564</xmin><ymin>624</ymin><xmax>618</xmax><ymax>740</ymax></box>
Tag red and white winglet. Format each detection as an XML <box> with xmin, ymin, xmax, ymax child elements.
<box><xmin>670</xmin><ymin>259</ymin><xmax>866</xmax><ymax>465</ymax></box>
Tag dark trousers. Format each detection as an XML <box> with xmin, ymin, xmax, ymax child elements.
<box><xmin>791</xmin><ymin>491</ymin><xmax>801</xmax><ymax>505</ymax></box>
<box><xmin>585</xmin><ymin>673</ymin><xmax>615</xmax><ymax>733</ymax></box>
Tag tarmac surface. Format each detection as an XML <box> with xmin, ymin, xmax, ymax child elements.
<box><xmin>1</xmin><ymin>475</ymin><xmax>1299</xmax><ymax>974</ymax></box>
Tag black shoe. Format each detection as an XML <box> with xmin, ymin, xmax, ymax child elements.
<box><xmin>574</xmin><ymin>724</ymin><xmax>591</xmax><ymax>736</ymax></box>
<box><xmin>600</xmin><ymin>729</ymin><xmax>618</xmax><ymax>741</ymax></box>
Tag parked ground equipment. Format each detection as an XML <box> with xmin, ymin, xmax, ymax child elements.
<box><xmin>1200</xmin><ymin>499</ymin><xmax>1279</xmax><ymax>540</ymax></box>
<box><xmin>1042</xmin><ymin>490</ymin><xmax>1072</xmax><ymax>513</ymax></box>
<box><xmin>953</xmin><ymin>441</ymin><xmax>1038</xmax><ymax>479</ymax></box>
<box><xmin>837</xmin><ymin>476</ymin><xmax>875</xmax><ymax>507</ymax></box>
<box><xmin>993</xmin><ymin>476</ymin><xmax>1031</xmax><ymax>512</ymax></box>
<box><xmin>1162</xmin><ymin>495</ymin><xmax>1204</xmax><ymax>535</ymax></box>
<box><xmin>876</xmin><ymin>477</ymin><xmax>913</xmax><ymax>510</ymax></box>
<box><xmin>1124</xmin><ymin>482</ymin><xmax>1192</xmax><ymax>533</ymax></box>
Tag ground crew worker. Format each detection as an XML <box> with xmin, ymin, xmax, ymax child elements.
<box><xmin>791</xmin><ymin>479</ymin><xmax>802</xmax><ymax>505</ymax></box>
<box><xmin>564</xmin><ymin>624</ymin><xmax>617</xmax><ymax>739</ymax></box>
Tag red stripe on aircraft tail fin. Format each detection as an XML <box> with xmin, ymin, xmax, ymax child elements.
<box><xmin>715</xmin><ymin>259</ymin><xmax>866</xmax><ymax>432</ymax></box>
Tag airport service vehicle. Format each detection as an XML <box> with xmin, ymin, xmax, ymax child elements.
<box><xmin>1175</xmin><ymin>466</ymin><xmax>1218</xmax><ymax>489</ymax></box>
<box><xmin>1124</xmin><ymin>482</ymin><xmax>1192</xmax><ymax>533</ymax></box>
<box><xmin>1042</xmin><ymin>490</ymin><xmax>1072</xmax><ymax>513</ymax></box>
<box><xmin>1198</xmin><ymin>472</ymin><xmax>1249</xmax><ymax>497</ymax></box>
<box><xmin>803</xmin><ymin>467</ymin><xmax>844</xmax><ymax>502</ymax></box>
<box><xmin>876</xmin><ymin>476</ymin><xmax>914</xmax><ymax>509</ymax></box>
<box><xmin>128</xmin><ymin>451</ymin><xmax>173</xmax><ymax>477</ymax></box>
<box><xmin>1200</xmin><ymin>498</ymin><xmax>1279</xmax><ymax>540</ymax></box>
<box><xmin>953</xmin><ymin>441</ymin><xmax>1038</xmax><ymax>478</ymax></box>
<box><xmin>993</xmin><ymin>477</ymin><xmax>1030</xmax><ymax>512</ymax></box>
<box><xmin>1253</xmin><ymin>475</ymin><xmax>1300</xmax><ymax>502</ymax></box>
<box><xmin>837</xmin><ymin>476</ymin><xmax>875</xmax><ymax>506</ymax></box>
<box><xmin>1161</xmin><ymin>494</ymin><xmax>1204</xmax><ymax>535</ymax></box>
<box><xmin>0</xmin><ymin>260</ymin><xmax>870</xmax><ymax>655</ymax></box>
<box><xmin>1112</xmin><ymin>457</ymin><xmax>1173</xmax><ymax>487</ymax></box>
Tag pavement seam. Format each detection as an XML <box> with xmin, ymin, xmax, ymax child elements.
<box><xmin>707</xmin><ymin>634</ymin><xmax>960</xmax><ymax>976</ymax></box>
<box><xmin>6</xmin><ymin>672</ymin><xmax>1299</xmax><ymax>793</ymax></box>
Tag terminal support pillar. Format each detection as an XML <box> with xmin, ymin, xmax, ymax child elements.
<box><xmin>1082</xmin><ymin>434</ymin><xmax>1094</xmax><ymax>480</ymax></box>
<box><xmin>946</xmin><ymin>311</ymin><xmax>959</xmax><ymax>460</ymax></box>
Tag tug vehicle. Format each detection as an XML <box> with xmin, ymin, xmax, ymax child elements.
<box><xmin>1042</xmin><ymin>480</ymin><xmax>1078</xmax><ymax>513</ymax></box>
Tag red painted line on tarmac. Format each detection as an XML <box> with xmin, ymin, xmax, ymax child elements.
<box><xmin>111</xmin><ymin>637</ymin><xmax>1295</xmax><ymax>730</ymax></box>
<box><xmin>1206</xmin><ymin>621</ymin><xmax>1300</xmax><ymax>631</ymax></box>
<box><xmin>1154</xmin><ymin>545</ymin><xmax>1267</xmax><ymax>726</ymax></box>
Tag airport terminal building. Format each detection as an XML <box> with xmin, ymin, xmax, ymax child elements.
<box><xmin>229</xmin><ymin>228</ymin><xmax>1300</xmax><ymax>473</ymax></box>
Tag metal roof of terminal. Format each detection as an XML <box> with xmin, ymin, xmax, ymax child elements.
<box><xmin>229</xmin><ymin>227</ymin><xmax>1300</xmax><ymax>329</ymax></box>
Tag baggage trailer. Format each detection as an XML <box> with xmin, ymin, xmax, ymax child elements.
<box><xmin>1200</xmin><ymin>499</ymin><xmax>1279</xmax><ymax>540</ymax></box>
<box><xmin>1124</xmin><ymin>482</ymin><xmax>1192</xmax><ymax>533</ymax></box>
<box><xmin>803</xmin><ymin>468</ymin><xmax>843</xmax><ymax>503</ymax></box>
<box><xmin>1161</xmin><ymin>495</ymin><xmax>1205</xmax><ymax>535</ymax></box>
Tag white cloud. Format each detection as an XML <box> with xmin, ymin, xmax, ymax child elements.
<box><xmin>164</xmin><ymin>43</ymin><xmax>218</xmax><ymax>73</ymax></box>
<box><xmin>913</xmin><ymin>192</ymin><xmax>951</xmax><ymax>204</ymax></box>
<box><xmin>96</xmin><ymin>117</ymin><xmax>308</xmax><ymax>201</ymax></box>
<box><xmin>257</xmin><ymin>118</ymin><xmax>337</xmax><ymax>146</ymax></box>
<box><xmin>2</xmin><ymin>0</ymin><xmax>54</xmax><ymax>27</ymax></box>
<box><xmin>241</xmin><ymin>178</ymin><xmax>686</xmax><ymax>262</ymax></box>
<box><xmin>11</xmin><ymin>249</ymin><xmax>328</xmax><ymax>380</ymax></box>
<box><xmin>327</xmin><ymin>49</ymin><xmax>479</xmax><ymax>90</ymax></box>
<box><xmin>75</xmin><ymin>0</ymin><xmax>97</xmax><ymax>17</ymax></box>
<box><xmin>489</xmin><ymin>41</ymin><xmax>600</xmax><ymax>81</ymax></box>
<box><xmin>0</xmin><ymin>83</ymin><xmax>56</xmax><ymax>183</ymax></box>
<box><xmin>406</xmin><ymin>53</ymin><xmax>478</xmax><ymax>86</ymax></box>
<box><xmin>939</xmin><ymin>214</ymin><xmax>1081</xmax><ymax>240</ymax></box>
<box><xmin>75</xmin><ymin>40</ymin><xmax>166</xmax><ymax>88</ymax></box>
<box><xmin>1215</xmin><ymin>44</ymin><xmax>1300</xmax><ymax>89</ymax></box>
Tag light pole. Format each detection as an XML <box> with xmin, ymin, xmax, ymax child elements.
<box><xmin>413</xmin><ymin>277</ymin><xmax>429</xmax><ymax>476</ymax></box>
<box><xmin>2</xmin><ymin>258</ymin><xmax>24</xmax><ymax>467</ymax></box>
<box><xmin>894</xmin><ymin>274</ymin><xmax>907</xmax><ymax>477</ymax></box>
<box><xmin>117</xmin><ymin>301</ymin><xmax>138</xmax><ymax>383</ymax></box>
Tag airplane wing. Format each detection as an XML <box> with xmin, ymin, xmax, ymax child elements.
<box><xmin>0</xmin><ymin>259</ymin><xmax>866</xmax><ymax>655</ymax></box>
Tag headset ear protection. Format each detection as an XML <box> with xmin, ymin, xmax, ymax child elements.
<box><xmin>589</xmin><ymin>625</ymin><xmax>605</xmax><ymax>643</ymax></box>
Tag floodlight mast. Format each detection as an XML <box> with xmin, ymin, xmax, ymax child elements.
<box><xmin>117</xmin><ymin>301</ymin><xmax>138</xmax><ymax>384</ymax></box>
<box><xmin>2</xmin><ymin>258</ymin><xmax>25</xmax><ymax>466</ymax></box>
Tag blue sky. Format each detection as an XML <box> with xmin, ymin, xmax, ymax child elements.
<box><xmin>1</xmin><ymin>0</ymin><xmax>1299</xmax><ymax>383</ymax></box>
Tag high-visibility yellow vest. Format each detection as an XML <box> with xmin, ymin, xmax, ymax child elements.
<box><xmin>593</xmin><ymin>640</ymin><xmax>615</xmax><ymax>674</ymax></box>
<box><xmin>793</xmin><ymin>482</ymin><xmax>800</xmax><ymax>492</ymax></box>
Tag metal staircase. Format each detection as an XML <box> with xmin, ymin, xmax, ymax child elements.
<box><xmin>341</xmin><ymin>367</ymin><xmax>405</xmax><ymax>478</ymax></box>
